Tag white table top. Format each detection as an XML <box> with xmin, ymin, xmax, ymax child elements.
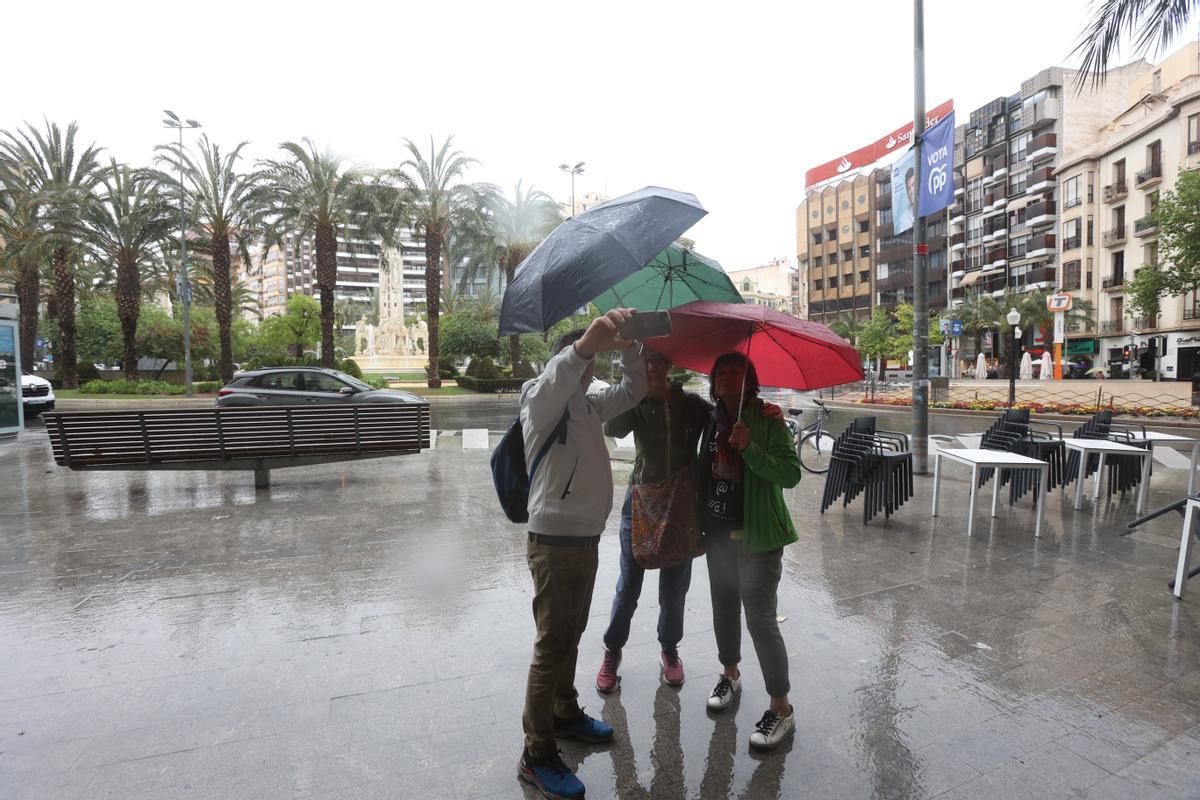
<box><xmin>1064</xmin><ymin>439</ymin><xmax>1152</xmax><ymax>454</ymax></box>
<box><xmin>1133</xmin><ymin>431</ymin><xmax>1197</xmax><ymax>445</ymax></box>
<box><xmin>937</xmin><ymin>448</ymin><xmax>1048</xmax><ymax>467</ymax></box>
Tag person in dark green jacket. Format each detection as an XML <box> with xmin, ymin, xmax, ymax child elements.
<box><xmin>698</xmin><ymin>351</ymin><xmax>802</xmax><ymax>751</ymax></box>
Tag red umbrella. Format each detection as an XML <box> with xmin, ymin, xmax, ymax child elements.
<box><xmin>645</xmin><ymin>301</ymin><xmax>863</xmax><ymax>391</ymax></box>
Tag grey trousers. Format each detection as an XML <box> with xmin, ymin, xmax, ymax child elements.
<box><xmin>705</xmin><ymin>533</ymin><xmax>790</xmax><ymax>698</ymax></box>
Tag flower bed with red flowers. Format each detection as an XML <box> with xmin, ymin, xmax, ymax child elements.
<box><xmin>858</xmin><ymin>396</ymin><xmax>1200</xmax><ymax>419</ymax></box>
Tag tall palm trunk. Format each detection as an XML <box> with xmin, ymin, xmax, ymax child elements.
<box><xmin>211</xmin><ymin>232</ymin><xmax>235</xmax><ymax>383</ymax></box>
<box><xmin>52</xmin><ymin>246</ymin><xmax>77</xmax><ymax>388</ymax></box>
<box><xmin>315</xmin><ymin>221</ymin><xmax>337</xmax><ymax>368</ymax></box>
<box><xmin>424</xmin><ymin>233</ymin><xmax>442</xmax><ymax>388</ymax></box>
<box><xmin>505</xmin><ymin>249</ymin><xmax>520</xmax><ymax>367</ymax></box>
<box><xmin>14</xmin><ymin>260</ymin><xmax>38</xmax><ymax>372</ymax></box>
<box><xmin>115</xmin><ymin>250</ymin><xmax>141</xmax><ymax>379</ymax></box>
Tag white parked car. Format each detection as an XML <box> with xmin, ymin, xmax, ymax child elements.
<box><xmin>21</xmin><ymin>371</ymin><xmax>55</xmax><ymax>417</ymax></box>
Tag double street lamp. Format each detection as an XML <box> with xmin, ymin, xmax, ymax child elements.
<box><xmin>559</xmin><ymin>161</ymin><xmax>585</xmax><ymax>217</ymax></box>
<box><xmin>1006</xmin><ymin>307</ymin><xmax>1021</xmax><ymax>406</ymax></box>
<box><xmin>162</xmin><ymin>110</ymin><xmax>201</xmax><ymax>397</ymax></box>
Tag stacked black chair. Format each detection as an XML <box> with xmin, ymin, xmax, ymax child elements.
<box><xmin>821</xmin><ymin>417</ymin><xmax>914</xmax><ymax>523</ymax></box>
<box><xmin>1064</xmin><ymin>410</ymin><xmax>1150</xmax><ymax>500</ymax></box>
<box><xmin>977</xmin><ymin>409</ymin><xmax>1065</xmax><ymax>504</ymax></box>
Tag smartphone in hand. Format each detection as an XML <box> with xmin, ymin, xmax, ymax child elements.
<box><xmin>619</xmin><ymin>310</ymin><xmax>672</xmax><ymax>340</ymax></box>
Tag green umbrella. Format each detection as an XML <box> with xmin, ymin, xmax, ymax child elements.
<box><xmin>591</xmin><ymin>243</ymin><xmax>743</xmax><ymax>313</ymax></box>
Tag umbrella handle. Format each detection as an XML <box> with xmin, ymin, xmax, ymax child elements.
<box><xmin>737</xmin><ymin>322</ymin><xmax>753</xmax><ymax>423</ymax></box>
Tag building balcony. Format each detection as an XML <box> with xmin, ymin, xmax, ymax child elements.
<box><xmin>1063</xmin><ymin>196</ymin><xmax>1083</xmax><ymax>210</ymax></box>
<box><xmin>1024</xmin><ymin>166</ymin><xmax>1055</xmax><ymax>195</ymax></box>
<box><xmin>1025</xmin><ymin>200</ymin><xmax>1057</xmax><ymax>227</ymax></box>
<box><xmin>1102</xmin><ymin>273</ymin><xmax>1125</xmax><ymax>290</ymax></box>
<box><xmin>1132</xmin><ymin>315</ymin><xmax>1158</xmax><ymax>330</ymax></box>
<box><xmin>1025</xmin><ymin>132</ymin><xmax>1058</xmax><ymax>162</ymax></box>
<box><xmin>1023</xmin><ymin>96</ymin><xmax>1060</xmax><ymax>130</ymax></box>
<box><xmin>1027</xmin><ymin>233</ymin><xmax>1056</xmax><ymax>257</ymax></box>
<box><xmin>1190</xmin><ymin>140</ymin><xmax>1200</xmax><ymax>156</ymax></box>
<box><xmin>1101</xmin><ymin>319</ymin><xmax>1125</xmax><ymax>334</ymax></box>
<box><xmin>1185</xmin><ymin>306</ymin><xmax>1200</xmax><ymax>320</ymax></box>
<box><xmin>1062</xmin><ymin>234</ymin><xmax>1082</xmax><ymax>251</ymax></box>
<box><xmin>1019</xmin><ymin>265</ymin><xmax>1058</xmax><ymax>288</ymax></box>
<box><xmin>1135</xmin><ymin>161</ymin><xmax>1163</xmax><ymax>189</ymax></box>
<box><xmin>1134</xmin><ymin>215</ymin><xmax>1159</xmax><ymax>237</ymax></box>
<box><xmin>949</xmin><ymin>231</ymin><xmax>966</xmax><ymax>250</ymax></box>
<box><xmin>876</xmin><ymin>188</ymin><xmax>892</xmax><ymax>208</ymax></box>
<box><xmin>1103</xmin><ymin>182</ymin><xmax>1128</xmax><ymax>202</ymax></box>
<box><xmin>1103</xmin><ymin>226</ymin><xmax>1127</xmax><ymax>247</ymax></box>
<box><xmin>985</xmin><ymin>247</ymin><xmax>1008</xmax><ymax>267</ymax></box>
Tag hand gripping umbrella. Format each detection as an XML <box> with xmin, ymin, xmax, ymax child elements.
<box><xmin>498</xmin><ymin>187</ymin><xmax>706</xmax><ymax>335</ymax></box>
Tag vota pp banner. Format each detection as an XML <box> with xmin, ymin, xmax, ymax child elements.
<box><xmin>919</xmin><ymin>111</ymin><xmax>955</xmax><ymax>218</ymax></box>
<box><xmin>804</xmin><ymin>99</ymin><xmax>954</xmax><ymax>188</ymax></box>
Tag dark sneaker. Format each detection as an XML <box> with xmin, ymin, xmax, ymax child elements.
<box><xmin>660</xmin><ymin>649</ymin><xmax>685</xmax><ymax>686</ymax></box>
<box><xmin>518</xmin><ymin>750</ymin><xmax>585</xmax><ymax>799</ymax></box>
<box><xmin>706</xmin><ymin>673</ymin><xmax>741</xmax><ymax>711</ymax></box>
<box><xmin>596</xmin><ymin>648</ymin><xmax>621</xmax><ymax>693</ymax></box>
<box><xmin>553</xmin><ymin>708</ymin><xmax>615</xmax><ymax>743</ymax></box>
<box><xmin>749</xmin><ymin>706</ymin><xmax>796</xmax><ymax>750</ymax></box>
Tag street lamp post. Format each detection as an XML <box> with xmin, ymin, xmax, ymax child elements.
<box><xmin>162</xmin><ymin>110</ymin><xmax>201</xmax><ymax>397</ymax></box>
<box><xmin>1006</xmin><ymin>307</ymin><xmax>1021</xmax><ymax>406</ymax></box>
<box><xmin>559</xmin><ymin>161</ymin><xmax>585</xmax><ymax>216</ymax></box>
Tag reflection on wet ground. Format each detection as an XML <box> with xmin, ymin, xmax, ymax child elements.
<box><xmin>2</xmin><ymin>406</ymin><xmax>1199</xmax><ymax>799</ymax></box>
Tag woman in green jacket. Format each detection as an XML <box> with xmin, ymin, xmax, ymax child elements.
<box><xmin>698</xmin><ymin>351</ymin><xmax>801</xmax><ymax>751</ymax></box>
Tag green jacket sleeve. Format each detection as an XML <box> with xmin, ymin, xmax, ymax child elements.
<box><xmin>740</xmin><ymin>413</ymin><xmax>802</xmax><ymax>490</ymax></box>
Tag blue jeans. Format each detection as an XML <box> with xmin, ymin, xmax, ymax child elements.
<box><xmin>602</xmin><ymin>488</ymin><xmax>693</xmax><ymax>652</ymax></box>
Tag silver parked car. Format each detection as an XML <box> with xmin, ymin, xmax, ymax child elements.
<box><xmin>216</xmin><ymin>367</ymin><xmax>423</xmax><ymax>407</ymax></box>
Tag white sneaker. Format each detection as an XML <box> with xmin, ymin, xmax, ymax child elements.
<box><xmin>749</xmin><ymin>706</ymin><xmax>795</xmax><ymax>750</ymax></box>
<box><xmin>706</xmin><ymin>674</ymin><xmax>741</xmax><ymax>711</ymax></box>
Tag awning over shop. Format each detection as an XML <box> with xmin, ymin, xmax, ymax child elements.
<box><xmin>958</xmin><ymin>270</ymin><xmax>981</xmax><ymax>287</ymax></box>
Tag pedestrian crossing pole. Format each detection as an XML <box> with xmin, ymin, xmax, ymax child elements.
<box><xmin>912</xmin><ymin>0</ymin><xmax>930</xmax><ymax>474</ymax></box>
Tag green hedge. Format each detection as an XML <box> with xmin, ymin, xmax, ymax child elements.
<box><xmin>455</xmin><ymin>376</ymin><xmax>525</xmax><ymax>393</ymax></box>
<box><xmin>194</xmin><ymin>381</ymin><xmax>223</xmax><ymax>393</ymax></box>
<box><xmin>362</xmin><ymin>375</ymin><xmax>389</xmax><ymax>390</ymax></box>
<box><xmin>80</xmin><ymin>379</ymin><xmax>186</xmax><ymax>395</ymax></box>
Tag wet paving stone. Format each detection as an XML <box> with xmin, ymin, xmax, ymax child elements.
<box><xmin>2</xmin><ymin>418</ymin><xmax>1200</xmax><ymax>798</ymax></box>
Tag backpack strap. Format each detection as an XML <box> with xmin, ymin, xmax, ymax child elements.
<box><xmin>529</xmin><ymin>407</ymin><xmax>570</xmax><ymax>483</ymax></box>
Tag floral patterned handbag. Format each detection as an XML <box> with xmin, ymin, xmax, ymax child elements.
<box><xmin>630</xmin><ymin>399</ymin><xmax>705</xmax><ymax>569</ymax></box>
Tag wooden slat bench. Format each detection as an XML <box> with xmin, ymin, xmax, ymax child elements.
<box><xmin>43</xmin><ymin>403</ymin><xmax>430</xmax><ymax>488</ymax></box>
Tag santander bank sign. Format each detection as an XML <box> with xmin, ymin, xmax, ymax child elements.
<box><xmin>804</xmin><ymin>99</ymin><xmax>954</xmax><ymax>189</ymax></box>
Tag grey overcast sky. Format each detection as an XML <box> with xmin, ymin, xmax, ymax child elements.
<box><xmin>1</xmin><ymin>0</ymin><xmax>1155</xmax><ymax>270</ymax></box>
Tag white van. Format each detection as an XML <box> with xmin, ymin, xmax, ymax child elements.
<box><xmin>21</xmin><ymin>371</ymin><xmax>55</xmax><ymax>416</ymax></box>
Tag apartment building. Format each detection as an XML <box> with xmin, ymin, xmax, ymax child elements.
<box><xmin>728</xmin><ymin>258</ymin><xmax>795</xmax><ymax>313</ymax></box>
<box><xmin>1056</xmin><ymin>43</ymin><xmax>1200</xmax><ymax>379</ymax></box>
<box><xmin>235</xmin><ymin>244</ymin><xmax>288</xmax><ymax>321</ymax></box>
<box><xmin>796</xmin><ymin>171</ymin><xmax>876</xmax><ymax>325</ymax></box>
<box><xmin>950</xmin><ymin>63</ymin><xmax>1151</xmax><ymax>321</ymax></box>
<box><xmin>283</xmin><ymin>223</ymin><xmax>427</xmax><ymax>326</ymax></box>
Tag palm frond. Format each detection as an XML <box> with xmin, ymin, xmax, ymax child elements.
<box><xmin>1072</xmin><ymin>0</ymin><xmax>1198</xmax><ymax>88</ymax></box>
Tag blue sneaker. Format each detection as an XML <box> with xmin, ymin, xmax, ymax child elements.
<box><xmin>552</xmin><ymin>708</ymin><xmax>614</xmax><ymax>743</ymax></box>
<box><xmin>518</xmin><ymin>750</ymin><xmax>585</xmax><ymax>800</ymax></box>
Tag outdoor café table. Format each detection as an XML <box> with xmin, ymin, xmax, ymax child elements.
<box><xmin>1175</xmin><ymin>497</ymin><xmax>1200</xmax><ymax>599</ymax></box>
<box><xmin>1063</xmin><ymin>439</ymin><xmax>1153</xmax><ymax>514</ymax></box>
<box><xmin>931</xmin><ymin>448</ymin><xmax>1049</xmax><ymax>538</ymax></box>
<box><xmin>1133</xmin><ymin>431</ymin><xmax>1200</xmax><ymax>494</ymax></box>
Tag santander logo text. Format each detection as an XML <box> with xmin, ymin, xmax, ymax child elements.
<box><xmin>836</xmin><ymin>157</ymin><xmax>852</xmax><ymax>173</ymax></box>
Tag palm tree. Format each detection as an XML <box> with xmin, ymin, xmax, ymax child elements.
<box><xmin>395</xmin><ymin>136</ymin><xmax>493</xmax><ymax>387</ymax></box>
<box><xmin>0</xmin><ymin>167</ymin><xmax>46</xmax><ymax>372</ymax></box>
<box><xmin>954</xmin><ymin>290</ymin><xmax>1002</xmax><ymax>358</ymax></box>
<box><xmin>0</xmin><ymin>121</ymin><xmax>105</xmax><ymax>388</ymax></box>
<box><xmin>259</xmin><ymin>140</ymin><xmax>364</xmax><ymax>368</ymax></box>
<box><xmin>829</xmin><ymin>312</ymin><xmax>865</xmax><ymax>346</ymax></box>
<box><xmin>157</xmin><ymin>135</ymin><xmax>263</xmax><ymax>382</ymax></box>
<box><xmin>1073</xmin><ymin>1</ymin><xmax>1198</xmax><ymax>86</ymax></box>
<box><xmin>485</xmin><ymin>181</ymin><xmax>559</xmax><ymax>365</ymax></box>
<box><xmin>83</xmin><ymin>162</ymin><xmax>176</xmax><ymax>378</ymax></box>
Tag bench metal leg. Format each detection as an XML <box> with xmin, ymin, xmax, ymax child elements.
<box><xmin>966</xmin><ymin>465</ymin><xmax>978</xmax><ymax>537</ymax></box>
<box><xmin>254</xmin><ymin>462</ymin><xmax>270</xmax><ymax>489</ymax></box>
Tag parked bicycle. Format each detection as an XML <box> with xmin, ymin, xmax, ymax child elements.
<box><xmin>784</xmin><ymin>400</ymin><xmax>837</xmax><ymax>474</ymax></box>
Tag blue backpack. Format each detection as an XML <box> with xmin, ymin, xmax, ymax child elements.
<box><xmin>491</xmin><ymin>408</ymin><xmax>570</xmax><ymax>523</ymax></box>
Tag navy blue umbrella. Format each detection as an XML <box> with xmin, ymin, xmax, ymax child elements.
<box><xmin>498</xmin><ymin>186</ymin><xmax>706</xmax><ymax>335</ymax></box>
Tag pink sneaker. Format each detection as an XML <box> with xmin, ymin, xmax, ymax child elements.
<box><xmin>596</xmin><ymin>649</ymin><xmax>621</xmax><ymax>693</ymax></box>
<box><xmin>660</xmin><ymin>649</ymin><xmax>685</xmax><ymax>686</ymax></box>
